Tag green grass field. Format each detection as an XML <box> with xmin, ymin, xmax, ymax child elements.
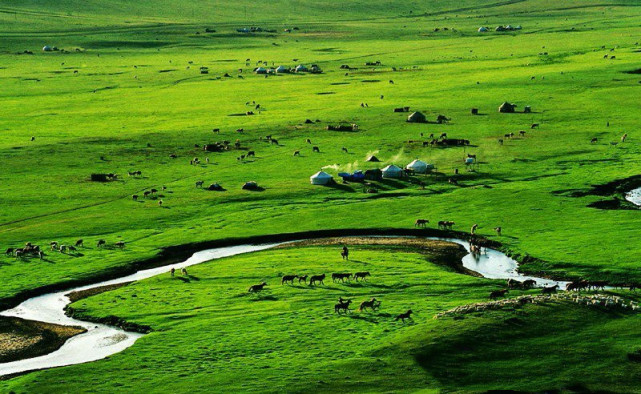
<box><xmin>1</xmin><ymin>0</ymin><xmax>641</xmax><ymax>391</ymax></box>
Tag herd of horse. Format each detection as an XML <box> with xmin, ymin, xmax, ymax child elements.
<box><xmin>4</xmin><ymin>238</ymin><xmax>125</xmax><ymax>259</ymax></box>
<box><xmin>246</xmin><ymin>251</ymin><xmax>413</xmax><ymax>322</ymax></box>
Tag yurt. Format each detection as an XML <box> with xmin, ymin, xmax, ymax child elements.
<box><xmin>406</xmin><ymin>159</ymin><xmax>431</xmax><ymax>174</ymax></box>
<box><xmin>407</xmin><ymin>111</ymin><xmax>427</xmax><ymax>123</ymax></box>
<box><xmin>295</xmin><ymin>64</ymin><xmax>308</xmax><ymax>72</ymax></box>
<box><xmin>42</xmin><ymin>45</ymin><xmax>53</xmax><ymax>52</ymax></box>
<box><xmin>366</xmin><ymin>155</ymin><xmax>381</xmax><ymax>162</ymax></box>
<box><xmin>254</xmin><ymin>67</ymin><xmax>267</xmax><ymax>74</ymax></box>
<box><xmin>275</xmin><ymin>65</ymin><xmax>289</xmax><ymax>73</ymax></box>
<box><xmin>478</xmin><ymin>27</ymin><xmax>488</xmax><ymax>33</ymax></box>
<box><xmin>382</xmin><ymin>165</ymin><xmax>403</xmax><ymax>179</ymax></box>
<box><xmin>498</xmin><ymin>102</ymin><xmax>517</xmax><ymax>113</ymax></box>
<box><xmin>310</xmin><ymin>171</ymin><xmax>333</xmax><ymax>185</ymax></box>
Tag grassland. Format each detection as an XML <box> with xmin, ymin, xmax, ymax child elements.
<box><xmin>0</xmin><ymin>0</ymin><xmax>641</xmax><ymax>391</ymax></box>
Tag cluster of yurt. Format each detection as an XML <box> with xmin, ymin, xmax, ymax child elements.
<box><xmin>311</xmin><ymin>158</ymin><xmax>434</xmax><ymax>185</ymax></box>
<box><xmin>406</xmin><ymin>159</ymin><xmax>434</xmax><ymax>174</ymax></box>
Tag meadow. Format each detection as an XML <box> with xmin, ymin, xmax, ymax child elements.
<box><xmin>1</xmin><ymin>0</ymin><xmax>641</xmax><ymax>391</ymax></box>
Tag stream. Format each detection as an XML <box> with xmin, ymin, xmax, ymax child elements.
<box><xmin>0</xmin><ymin>236</ymin><xmax>566</xmax><ymax>377</ymax></box>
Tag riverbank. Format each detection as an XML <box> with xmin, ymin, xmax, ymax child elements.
<box><xmin>0</xmin><ymin>317</ymin><xmax>85</xmax><ymax>364</ymax></box>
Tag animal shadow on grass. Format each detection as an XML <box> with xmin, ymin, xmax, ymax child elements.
<box><xmin>249</xmin><ymin>294</ymin><xmax>278</xmax><ymax>301</ymax></box>
<box><xmin>174</xmin><ymin>276</ymin><xmax>191</xmax><ymax>283</ymax></box>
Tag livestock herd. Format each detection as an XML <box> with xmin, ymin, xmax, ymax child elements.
<box><xmin>4</xmin><ymin>238</ymin><xmax>125</xmax><ymax>260</ymax></box>
<box><xmin>242</xmin><ymin>249</ymin><xmax>413</xmax><ymax>323</ymax></box>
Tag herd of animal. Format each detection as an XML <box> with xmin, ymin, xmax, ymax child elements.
<box><xmin>4</xmin><ymin>239</ymin><xmax>125</xmax><ymax>259</ymax></box>
<box><xmin>245</xmin><ymin>256</ymin><xmax>413</xmax><ymax>323</ymax></box>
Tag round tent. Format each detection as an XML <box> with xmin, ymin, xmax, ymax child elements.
<box><xmin>366</xmin><ymin>155</ymin><xmax>380</xmax><ymax>162</ymax></box>
<box><xmin>406</xmin><ymin>159</ymin><xmax>432</xmax><ymax>174</ymax></box>
<box><xmin>275</xmin><ymin>65</ymin><xmax>289</xmax><ymax>73</ymax></box>
<box><xmin>310</xmin><ymin>171</ymin><xmax>333</xmax><ymax>185</ymax></box>
<box><xmin>382</xmin><ymin>165</ymin><xmax>403</xmax><ymax>179</ymax></box>
<box><xmin>295</xmin><ymin>65</ymin><xmax>308</xmax><ymax>72</ymax></box>
<box><xmin>42</xmin><ymin>45</ymin><xmax>53</xmax><ymax>52</ymax></box>
<box><xmin>478</xmin><ymin>27</ymin><xmax>488</xmax><ymax>32</ymax></box>
<box><xmin>254</xmin><ymin>67</ymin><xmax>267</xmax><ymax>74</ymax></box>
<box><xmin>407</xmin><ymin>111</ymin><xmax>426</xmax><ymax>123</ymax></box>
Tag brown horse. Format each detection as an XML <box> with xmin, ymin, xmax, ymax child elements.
<box><xmin>359</xmin><ymin>298</ymin><xmax>381</xmax><ymax>312</ymax></box>
<box><xmin>353</xmin><ymin>272</ymin><xmax>370</xmax><ymax>281</ymax></box>
<box><xmin>395</xmin><ymin>310</ymin><xmax>413</xmax><ymax>322</ymax></box>
<box><xmin>309</xmin><ymin>274</ymin><xmax>326</xmax><ymax>286</ymax></box>
<box><xmin>282</xmin><ymin>275</ymin><xmax>297</xmax><ymax>285</ymax></box>
<box><xmin>415</xmin><ymin>219</ymin><xmax>429</xmax><ymax>228</ymax></box>
<box><xmin>335</xmin><ymin>299</ymin><xmax>352</xmax><ymax>314</ymax></box>
<box><xmin>248</xmin><ymin>282</ymin><xmax>268</xmax><ymax>292</ymax></box>
<box><xmin>489</xmin><ymin>289</ymin><xmax>508</xmax><ymax>300</ymax></box>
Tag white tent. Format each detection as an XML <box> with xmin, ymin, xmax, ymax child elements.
<box><xmin>295</xmin><ymin>64</ymin><xmax>308</xmax><ymax>72</ymax></box>
<box><xmin>254</xmin><ymin>67</ymin><xmax>267</xmax><ymax>74</ymax></box>
<box><xmin>478</xmin><ymin>27</ymin><xmax>488</xmax><ymax>33</ymax></box>
<box><xmin>42</xmin><ymin>45</ymin><xmax>53</xmax><ymax>52</ymax></box>
<box><xmin>406</xmin><ymin>159</ymin><xmax>433</xmax><ymax>174</ymax></box>
<box><xmin>382</xmin><ymin>165</ymin><xmax>403</xmax><ymax>179</ymax></box>
<box><xmin>310</xmin><ymin>171</ymin><xmax>333</xmax><ymax>185</ymax></box>
<box><xmin>275</xmin><ymin>65</ymin><xmax>288</xmax><ymax>73</ymax></box>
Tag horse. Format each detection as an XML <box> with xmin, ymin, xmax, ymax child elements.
<box><xmin>335</xmin><ymin>299</ymin><xmax>352</xmax><ymax>314</ymax></box>
<box><xmin>522</xmin><ymin>279</ymin><xmax>536</xmax><ymax>289</ymax></box>
<box><xmin>97</xmin><ymin>239</ymin><xmax>106</xmax><ymax>248</ymax></box>
<box><xmin>541</xmin><ymin>284</ymin><xmax>559</xmax><ymax>294</ymax></box>
<box><xmin>312</xmin><ymin>146</ymin><xmax>320</xmax><ymax>153</ymax></box>
<box><xmin>75</xmin><ymin>239</ymin><xmax>84</xmax><ymax>247</ymax></box>
<box><xmin>115</xmin><ymin>241</ymin><xmax>125</xmax><ymax>248</ymax></box>
<box><xmin>489</xmin><ymin>289</ymin><xmax>508</xmax><ymax>299</ymax></box>
<box><xmin>395</xmin><ymin>310</ymin><xmax>413</xmax><ymax>322</ymax></box>
<box><xmin>353</xmin><ymin>272</ymin><xmax>370</xmax><ymax>281</ymax></box>
<box><xmin>309</xmin><ymin>274</ymin><xmax>326</xmax><ymax>286</ymax></box>
<box><xmin>248</xmin><ymin>282</ymin><xmax>268</xmax><ymax>292</ymax></box>
<box><xmin>297</xmin><ymin>275</ymin><xmax>308</xmax><ymax>284</ymax></box>
<box><xmin>281</xmin><ymin>275</ymin><xmax>297</xmax><ymax>285</ymax></box>
<box><xmin>415</xmin><ymin>219</ymin><xmax>429</xmax><ymax>228</ymax></box>
<box><xmin>341</xmin><ymin>246</ymin><xmax>349</xmax><ymax>260</ymax></box>
<box><xmin>332</xmin><ymin>273</ymin><xmax>352</xmax><ymax>283</ymax></box>
<box><xmin>195</xmin><ymin>180</ymin><xmax>204</xmax><ymax>188</ymax></box>
<box><xmin>181</xmin><ymin>268</ymin><xmax>188</xmax><ymax>276</ymax></box>
<box><xmin>590</xmin><ymin>137</ymin><xmax>598</xmax><ymax>144</ymax></box>
<box><xmin>359</xmin><ymin>298</ymin><xmax>381</xmax><ymax>312</ymax></box>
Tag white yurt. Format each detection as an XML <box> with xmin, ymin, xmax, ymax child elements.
<box><xmin>275</xmin><ymin>65</ymin><xmax>288</xmax><ymax>73</ymax></box>
<box><xmin>295</xmin><ymin>64</ymin><xmax>308</xmax><ymax>72</ymax></box>
<box><xmin>382</xmin><ymin>165</ymin><xmax>403</xmax><ymax>179</ymax></box>
<box><xmin>42</xmin><ymin>45</ymin><xmax>53</xmax><ymax>52</ymax></box>
<box><xmin>310</xmin><ymin>171</ymin><xmax>333</xmax><ymax>185</ymax></box>
<box><xmin>478</xmin><ymin>27</ymin><xmax>488</xmax><ymax>33</ymax></box>
<box><xmin>254</xmin><ymin>67</ymin><xmax>267</xmax><ymax>74</ymax></box>
<box><xmin>406</xmin><ymin>159</ymin><xmax>432</xmax><ymax>174</ymax></box>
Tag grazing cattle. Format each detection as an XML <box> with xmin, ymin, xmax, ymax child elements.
<box><xmin>306</xmin><ymin>139</ymin><xmax>312</xmax><ymax>144</ymax></box>
<box><xmin>395</xmin><ymin>309</ymin><xmax>413</xmax><ymax>322</ymax></box>
<box><xmin>297</xmin><ymin>275</ymin><xmax>308</xmax><ymax>284</ymax></box>
<box><xmin>342</xmin><ymin>147</ymin><xmax>348</xmax><ymax>153</ymax></box>
<box><xmin>115</xmin><ymin>241</ymin><xmax>125</xmax><ymax>248</ymax></box>
<box><xmin>97</xmin><ymin>239</ymin><xmax>106</xmax><ymax>248</ymax></box>
<box><xmin>281</xmin><ymin>275</ymin><xmax>297</xmax><ymax>285</ymax></box>
<box><xmin>271</xmin><ymin>139</ymin><xmax>279</xmax><ymax>145</ymax></box>
<box><xmin>354</xmin><ymin>271</ymin><xmax>370</xmax><ymax>281</ymax></box>
<box><xmin>213</xmin><ymin>128</ymin><xmax>220</xmax><ymax>133</ymax></box>
<box><xmin>293</xmin><ymin>150</ymin><xmax>300</xmax><ymax>156</ymax></box>
<box><xmin>309</xmin><ymin>274</ymin><xmax>326</xmax><ymax>286</ymax></box>
<box><xmin>14</xmin><ymin>249</ymin><xmax>24</xmax><ymax>258</ymax></box>
<box><xmin>170</xmin><ymin>267</ymin><xmax>175</xmax><ymax>277</ymax></box>
<box><xmin>75</xmin><ymin>239</ymin><xmax>83</xmax><ymax>247</ymax></box>
<box><xmin>59</xmin><ymin>245</ymin><xmax>68</xmax><ymax>253</ymax></box>
<box><xmin>143</xmin><ymin>191</ymin><xmax>151</xmax><ymax>198</ymax></box>
<box><xmin>246</xmin><ymin>151</ymin><xmax>255</xmax><ymax>157</ymax></box>
<box><xmin>158</xmin><ymin>200</ymin><xmax>163</xmax><ymax>207</ymax></box>
<box><xmin>5</xmin><ymin>248</ymin><xmax>14</xmax><ymax>255</ymax></box>
<box><xmin>132</xmin><ymin>194</ymin><xmax>139</xmax><ymax>201</ymax></box>
<box><xmin>181</xmin><ymin>268</ymin><xmax>188</xmax><ymax>276</ymax></box>
<box><xmin>531</xmin><ymin>123</ymin><xmax>539</xmax><ymax>129</ymax></box>
<box><xmin>590</xmin><ymin>137</ymin><xmax>598</xmax><ymax>144</ymax></box>
<box><xmin>38</xmin><ymin>251</ymin><xmax>44</xmax><ymax>260</ymax></box>
<box><xmin>50</xmin><ymin>241</ymin><xmax>58</xmax><ymax>250</ymax></box>
<box><xmin>415</xmin><ymin>219</ymin><xmax>429</xmax><ymax>228</ymax></box>
<box><xmin>498</xmin><ymin>139</ymin><xmax>504</xmax><ymax>145</ymax></box>
<box><xmin>519</xmin><ymin>130</ymin><xmax>526</xmax><ymax>137</ymax></box>
<box><xmin>542</xmin><ymin>284</ymin><xmax>559</xmax><ymax>294</ymax></box>
<box><xmin>67</xmin><ymin>245</ymin><xmax>77</xmax><ymax>252</ymax></box>
<box><xmin>359</xmin><ymin>298</ymin><xmax>381</xmax><ymax>312</ymax></box>
<box><xmin>196</xmin><ymin>180</ymin><xmax>204</xmax><ymax>188</ymax></box>
<box><xmin>335</xmin><ymin>299</ymin><xmax>352</xmax><ymax>314</ymax></box>
<box><xmin>489</xmin><ymin>289</ymin><xmax>508</xmax><ymax>299</ymax></box>
<box><xmin>248</xmin><ymin>282</ymin><xmax>268</xmax><ymax>292</ymax></box>
<box><xmin>312</xmin><ymin>146</ymin><xmax>320</xmax><ymax>153</ymax></box>
<box><xmin>332</xmin><ymin>273</ymin><xmax>352</xmax><ymax>283</ymax></box>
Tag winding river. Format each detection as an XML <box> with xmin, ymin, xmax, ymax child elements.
<box><xmin>0</xmin><ymin>236</ymin><xmax>566</xmax><ymax>377</ymax></box>
<box><xmin>626</xmin><ymin>187</ymin><xmax>641</xmax><ymax>206</ymax></box>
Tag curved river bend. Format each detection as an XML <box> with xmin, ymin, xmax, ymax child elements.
<box><xmin>0</xmin><ymin>236</ymin><xmax>566</xmax><ymax>377</ymax></box>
